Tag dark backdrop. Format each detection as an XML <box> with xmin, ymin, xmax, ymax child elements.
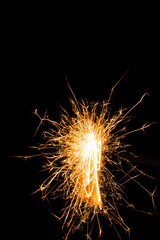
<box><xmin>5</xmin><ymin>7</ymin><xmax>160</xmax><ymax>240</ymax></box>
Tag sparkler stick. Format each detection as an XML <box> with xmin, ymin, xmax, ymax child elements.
<box><xmin>30</xmin><ymin>78</ymin><xmax>156</xmax><ymax>240</ymax></box>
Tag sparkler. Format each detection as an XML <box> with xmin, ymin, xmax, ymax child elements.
<box><xmin>30</xmin><ymin>77</ymin><xmax>156</xmax><ymax>239</ymax></box>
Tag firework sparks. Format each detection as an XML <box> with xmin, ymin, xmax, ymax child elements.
<box><xmin>30</xmin><ymin>78</ymin><xmax>156</xmax><ymax>239</ymax></box>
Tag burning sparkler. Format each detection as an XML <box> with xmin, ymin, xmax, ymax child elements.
<box><xmin>30</xmin><ymin>76</ymin><xmax>156</xmax><ymax>239</ymax></box>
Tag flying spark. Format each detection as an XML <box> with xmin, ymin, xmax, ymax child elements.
<box><xmin>29</xmin><ymin>77</ymin><xmax>156</xmax><ymax>239</ymax></box>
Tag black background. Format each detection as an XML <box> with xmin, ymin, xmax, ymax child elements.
<box><xmin>5</xmin><ymin>5</ymin><xmax>160</xmax><ymax>240</ymax></box>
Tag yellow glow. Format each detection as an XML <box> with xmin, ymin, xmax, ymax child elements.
<box><xmin>32</xmin><ymin>79</ymin><xmax>154</xmax><ymax>240</ymax></box>
<box><xmin>83</xmin><ymin>133</ymin><xmax>102</xmax><ymax>208</ymax></box>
